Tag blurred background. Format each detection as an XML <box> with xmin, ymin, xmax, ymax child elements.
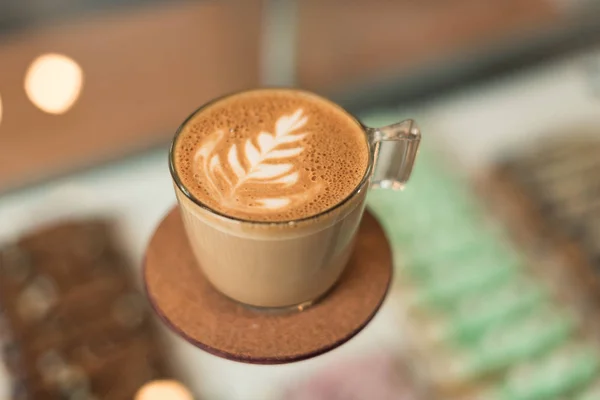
<box><xmin>1</xmin><ymin>0</ymin><xmax>600</xmax><ymax>399</ymax></box>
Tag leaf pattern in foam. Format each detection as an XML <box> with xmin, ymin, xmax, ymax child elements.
<box><xmin>194</xmin><ymin>108</ymin><xmax>311</xmax><ymax>210</ymax></box>
<box><xmin>257</xmin><ymin>198</ymin><xmax>290</xmax><ymax>209</ymax></box>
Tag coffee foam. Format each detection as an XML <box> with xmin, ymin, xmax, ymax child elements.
<box><xmin>173</xmin><ymin>89</ymin><xmax>369</xmax><ymax>222</ymax></box>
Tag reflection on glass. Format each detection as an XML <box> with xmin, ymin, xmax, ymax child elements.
<box><xmin>135</xmin><ymin>380</ymin><xmax>194</xmax><ymax>400</ymax></box>
<box><xmin>24</xmin><ymin>53</ymin><xmax>83</xmax><ymax>115</ymax></box>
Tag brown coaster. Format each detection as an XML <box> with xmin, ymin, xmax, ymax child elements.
<box><xmin>144</xmin><ymin>206</ymin><xmax>392</xmax><ymax>364</ymax></box>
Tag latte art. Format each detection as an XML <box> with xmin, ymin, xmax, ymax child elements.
<box><xmin>173</xmin><ymin>89</ymin><xmax>369</xmax><ymax>222</ymax></box>
<box><xmin>195</xmin><ymin>109</ymin><xmax>320</xmax><ymax>212</ymax></box>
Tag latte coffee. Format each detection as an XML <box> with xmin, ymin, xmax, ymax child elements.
<box><xmin>171</xmin><ymin>89</ymin><xmax>371</xmax><ymax>308</ymax></box>
<box><xmin>174</xmin><ymin>89</ymin><xmax>369</xmax><ymax>222</ymax></box>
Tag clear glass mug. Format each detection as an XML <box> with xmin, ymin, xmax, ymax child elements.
<box><xmin>170</xmin><ymin>89</ymin><xmax>421</xmax><ymax>310</ymax></box>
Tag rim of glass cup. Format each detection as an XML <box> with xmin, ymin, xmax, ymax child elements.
<box><xmin>168</xmin><ymin>87</ymin><xmax>374</xmax><ymax>226</ymax></box>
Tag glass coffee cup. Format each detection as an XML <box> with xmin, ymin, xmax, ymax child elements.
<box><xmin>169</xmin><ymin>88</ymin><xmax>420</xmax><ymax>309</ymax></box>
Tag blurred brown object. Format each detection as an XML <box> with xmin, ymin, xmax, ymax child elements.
<box><xmin>0</xmin><ymin>219</ymin><xmax>173</xmax><ymax>399</ymax></box>
<box><xmin>480</xmin><ymin>134</ymin><xmax>600</xmax><ymax>344</ymax></box>
<box><xmin>0</xmin><ymin>1</ymin><xmax>261</xmax><ymax>193</ymax></box>
<box><xmin>297</xmin><ymin>0</ymin><xmax>560</xmax><ymax>91</ymax></box>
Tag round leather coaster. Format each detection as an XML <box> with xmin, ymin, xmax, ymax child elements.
<box><xmin>144</xmin><ymin>206</ymin><xmax>392</xmax><ymax>364</ymax></box>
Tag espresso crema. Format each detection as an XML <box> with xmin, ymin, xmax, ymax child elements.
<box><xmin>173</xmin><ymin>89</ymin><xmax>369</xmax><ymax>222</ymax></box>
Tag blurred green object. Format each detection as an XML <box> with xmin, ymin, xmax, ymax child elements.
<box><xmin>409</xmin><ymin>260</ymin><xmax>518</xmax><ymax>310</ymax></box>
<box><xmin>578</xmin><ymin>380</ymin><xmax>600</xmax><ymax>400</ymax></box>
<box><xmin>460</xmin><ymin>306</ymin><xmax>575</xmax><ymax>379</ymax></box>
<box><xmin>497</xmin><ymin>344</ymin><xmax>600</xmax><ymax>400</ymax></box>
<box><xmin>364</xmin><ymin>112</ymin><xmax>600</xmax><ymax>398</ymax></box>
<box><xmin>435</xmin><ymin>278</ymin><xmax>548</xmax><ymax>346</ymax></box>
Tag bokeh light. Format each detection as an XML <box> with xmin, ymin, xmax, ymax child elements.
<box><xmin>24</xmin><ymin>53</ymin><xmax>83</xmax><ymax>115</ymax></box>
<box><xmin>134</xmin><ymin>380</ymin><xmax>194</xmax><ymax>400</ymax></box>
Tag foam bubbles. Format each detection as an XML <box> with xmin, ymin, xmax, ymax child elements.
<box><xmin>173</xmin><ymin>89</ymin><xmax>368</xmax><ymax>222</ymax></box>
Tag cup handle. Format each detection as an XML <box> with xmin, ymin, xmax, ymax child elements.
<box><xmin>366</xmin><ymin>119</ymin><xmax>421</xmax><ymax>190</ymax></box>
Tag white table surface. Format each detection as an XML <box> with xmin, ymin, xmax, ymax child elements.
<box><xmin>0</xmin><ymin>47</ymin><xmax>598</xmax><ymax>400</ymax></box>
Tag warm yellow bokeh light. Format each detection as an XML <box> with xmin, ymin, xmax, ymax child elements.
<box><xmin>135</xmin><ymin>380</ymin><xmax>194</xmax><ymax>400</ymax></box>
<box><xmin>24</xmin><ymin>53</ymin><xmax>83</xmax><ymax>115</ymax></box>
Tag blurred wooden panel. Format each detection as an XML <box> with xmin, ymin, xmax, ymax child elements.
<box><xmin>0</xmin><ymin>1</ymin><xmax>261</xmax><ymax>193</ymax></box>
<box><xmin>297</xmin><ymin>0</ymin><xmax>560</xmax><ymax>91</ymax></box>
